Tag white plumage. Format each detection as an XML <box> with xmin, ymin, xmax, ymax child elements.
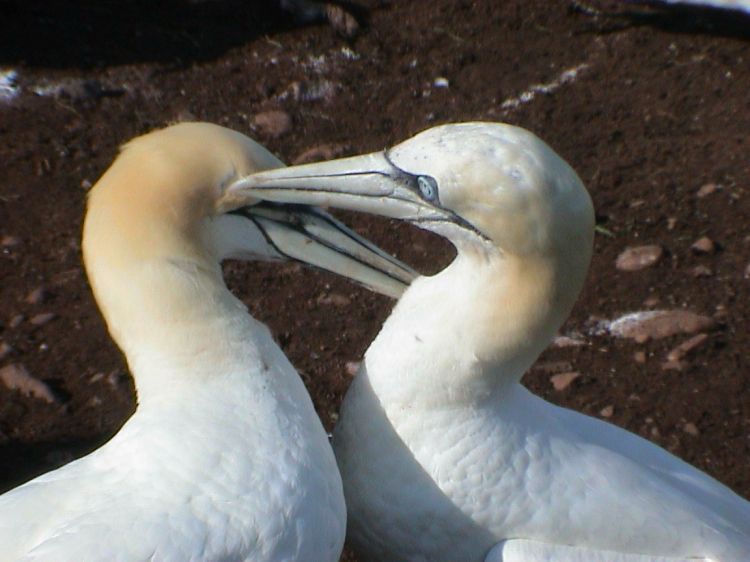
<box><xmin>0</xmin><ymin>122</ymin><xmax>415</xmax><ymax>561</ymax></box>
<box><xmin>235</xmin><ymin>122</ymin><xmax>750</xmax><ymax>562</ymax></box>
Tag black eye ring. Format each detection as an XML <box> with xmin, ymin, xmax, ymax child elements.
<box><xmin>417</xmin><ymin>175</ymin><xmax>439</xmax><ymax>202</ymax></box>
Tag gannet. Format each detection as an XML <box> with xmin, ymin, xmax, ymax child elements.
<box><xmin>0</xmin><ymin>122</ymin><xmax>416</xmax><ymax>561</ymax></box>
<box><xmin>232</xmin><ymin>122</ymin><xmax>750</xmax><ymax>562</ymax></box>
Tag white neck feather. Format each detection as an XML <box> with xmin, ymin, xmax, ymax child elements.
<box><xmin>363</xmin><ymin>247</ymin><xmax>587</xmax><ymax>409</ymax></box>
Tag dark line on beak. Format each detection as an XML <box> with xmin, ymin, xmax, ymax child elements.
<box><xmin>230</xmin><ymin>204</ymin><xmax>414</xmax><ymax>286</ymax></box>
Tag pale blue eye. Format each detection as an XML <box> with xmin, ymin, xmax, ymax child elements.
<box><xmin>417</xmin><ymin>176</ymin><xmax>438</xmax><ymax>201</ymax></box>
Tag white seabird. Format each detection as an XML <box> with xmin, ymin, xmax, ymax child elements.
<box><xmin>232</xmin><ymin>122</ymin><xmax>750</xmax><ymax>562</ymax></box>
<box><xmin>0</xmin><ymin>122</ymin><xmax>416</xmax><ymax>561</ymax></box>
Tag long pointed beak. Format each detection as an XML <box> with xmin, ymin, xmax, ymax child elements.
<box><xmin>229</xmin><ymin>151</ymin><xmax>459</xmax><ymax>228</ymax></box>
<box><xmin>233</xmin><ymin>201</ymin><xmax>417</xmax><ymax>299</ymax></box>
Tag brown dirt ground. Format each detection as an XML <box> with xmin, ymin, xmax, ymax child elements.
<box><xmin>1</xmin><ymin>0</ymin><xmax>749</xmax><ymax>559</ymax></box>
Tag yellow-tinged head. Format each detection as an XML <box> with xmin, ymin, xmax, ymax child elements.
<box><xmin>229</xmin><ymin>122</ymin><xmax>596</xmax><ymax>387</ymax></box>
<box><xmin>81</xmin><ymin>122</ymin><xmax>415</xmax><ymax>362</ymax></box>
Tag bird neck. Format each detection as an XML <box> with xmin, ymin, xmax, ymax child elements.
<box><xmin>85</xmin><ymin>248</ymin><xmax>265</xmax><ymax>405</ymax></box>
<box><xmin>363</xmin><ymin>246</ymin><xmax>589</xmax><ymax>408</ymax></box>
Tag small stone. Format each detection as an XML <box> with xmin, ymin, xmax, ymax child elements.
<box><xmin>665</xmin><ymin>333</ymin><xmax>709</xmax><ymax>364</ymax></box>
<box><xmin>615</xmin><ymin>245</ymin><xmax>663</xmax><ymax>271</ymax></box>
<box><xmin>691</xmin><ymin>265</ymin><xmax>713</xmax><ymax>278</ymax></box>
<box><xmin>345</xmin><ymin>361</ymin><xmax>360</xmax><ymax>376</ymax></box>
<box><xmin>253</xmin><ymin>110</ymin><xmax>292</xmax><ymax>138</ymax></box>
<box><xmin>0</xmin><ymin>341</ymin><xmax>12</xmax><ymax>361</ymax></box>
<box><xmin>696</xmin><ymin>183</ymin><xmax>718</xmax><ymax>198</ymax></box>
<box><xmin>552</xmin><ymin>334</ymin><xmax>586</xmax><ymax>347</ymax></box>
<box><xmin>550</xmin><ymin>371</ymin><xmax>581</xmax><ymax>391</ymax></box>
<box><xmin>667</xmin><ymin>217</ymin><xmax>677</xmax><ymax>230</ymax></box>
<box><xmin>607</xmin><ymin>310</ymin><xmax>715</xmax><ymax>342</ymax></box>
<box><xmin>1</xmin><ymin>235</ymin><xmax>20</xmax><ymax>248</ymax></box>
<box><xmin>80</xmin><ymin>179</ymin><xmax>92</xmax><ymax>190</ymax></box>
<box><xmin>317</xmin><ymin>293</ymin><xmax>351</xmax><ymax>307</ymax></box>
<box><xmin>325</xmin><ymin>4</ymin><xmax>359</xmax><ymax>37</ymax></box>
<box><xmin>25</xmin><ymin>287</ymin><xmax>47</xmax><ymax>305</ymax></box>
<box><xmin>683</xmin><ymin>422</ymin><xmax>700</xmax><ymax>436</ymax></box>
<box><xmin>744</xmin><ymin>263</ymin><xmax>750</xmax><ymax>279</ymax></box>
<box><xmin>600</xmin><ymin>405</ymin><xmax>614</xmax><ymax>418</ymax></box>
<box><xmin>30</xmin><ymin>312</ymin><xmax>56</xmax><ymax>326</ymax></box>
<box><xmin>691</xmin><ymin>236</ymin><xmax>715</xmax><ymax>254</ymax></box>
<box><xmin>293</xmin><ymin>144</ymin><xmax>348</xmax><ymax>165</ymax></box>
<box><xmin>633</xmin><ymin>350</ymin><xmax>646</xmax><ymax>364</ymax></box>
<box><xmin>433</xmin><ymin>77</ymin><xmax>450</xmax><ymax>88</ymax></box>
<box><xmin>89</xmin><ymin>372</ymin><xmax>105</xmax><ymax>384</ymax></box>
<box><xmin>643</xmin><ymin>297</ymin><xmax>660</xmax><ymax>307</ymax></box>
<box><xmin>0</xmin><ymin>364</ymin><xmax>58</xmax><ymax>403</ymax></box>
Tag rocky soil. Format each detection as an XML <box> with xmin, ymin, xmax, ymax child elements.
<box><xmin>1</xmin><ymin>1</ymin><xmax>749</xmax><ymax>559</ymax></box>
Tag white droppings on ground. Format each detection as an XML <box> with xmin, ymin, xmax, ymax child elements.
<box><xmin>0</xmin><ymin>69</ymin><xmax>20</xmax><ymax>102</ymax></box>
<box><xmin>552</xmin><ymin>334</ymin><xmax>587</xmax><ymax>347</ymax></box>
<box><xmin>339</xmin><ymin>47</ymin><xmax>360</xmax><ymax>61</ymax></box>
<box><xmin>500</xmin><ymin>64</ymin><xmax>588</xmax><ymax>112</ymax></box>
<box><xmin>602</xmin><ymin>310</ymin><xmax>715</xmax><ymax>342</ymax></box>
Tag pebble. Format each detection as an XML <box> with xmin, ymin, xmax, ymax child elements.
<box><xmin>25</xmin><ymin>287</ymin><xmax>47</xmax><ymax>305</ymax></box>
<box><xmin>607</xmin><ymin>310</ymin><xmax>715</xmax><ymax>342</ymax></box>
<box><xmin>683</xmin><ymin>422</ymin><xmax>700</xmax><ymax>436</ymax></box>
<box><xmin>252</xmin><ymin>110</ymin><xmax>292</xmax><ymax>138</ymax></box>
<box><xmin>552</xmin><ymin>334</ymin><xmax>586</xmax><ymax>347</ymax></box>
<box><xmin>643</xmin><ymin>296</ymin><xmax>660</xmax><ymax>307</ymax></box>
<box><xmin>0</xmin><ymin>363</ymin><xmax>58</xmax><ymax>403</ymax></box>
<box><xmin>744</xmin><ymin>263</ymin><xmax>750</xmax><ymax>279</ymax></box>
<box><xmin>293</xmin><ymin>144</ymin><xmax>348</xmax><ymax>165</ymax></box>
<box><xmin>345</xmin><ymin>361</ymin><xmax>361</xmax><ymax>376</ymax></box>
<box><xmin>1</xmin><ymin>235</ymin><xmax>20</xmax><ymax>247</ymax></box>
<box><xmin>30</xmin><ymin>312</ymin><xmax>56</xmax><ymax>326</ymax></box>
<box><xmin>550</xmin><ymin>371</ymin><xmax>581</xmax><ymax>391</ymax></box>
<box><xmin>433</xmin><ymin>77</ymin><xmax>450</xmax><ymax>88</ymax></box>
<box><xmin>691</xmin><ymin>236</ymin><xmax>716</xmax><ymax>254</ymax></box>
<box><xmin>317</xmin><ymin>293</ymin><xmax>351</xmax><ymax>307</ymax></box>
<box><xmin>665</xmin><ymin>333</ymin><xmax>709</xmax><ymax>366</ymax></box>
<box><xmin>696</xmin><ymin>183</ymin><xmax>718</xmax><ymax>198</ymax></box>
<box><xmin>615</xmin><ymin>245</ymin><xmax>663</xmax><ymax>271</ymax></box>
<box><xmin>0</xmin><ymin>341</ymin><xmax>12</xmax><ymax>361</ymax></box>
<box><xmin>325</xmin><ymin>4</ymin><xmax>359</xmax><ymax>37</ymax></box>
<box><xmin>600</xmin><ymin>405</ymin><xmax>614</xmax><ymax>418</ymax></box>
<box><xmin>667</xmin><ymin>217</ymin><xmax>677</xmax><ymax>230</ymax></box>
<box><xmin>633</xmin><ymin>350</ymin><xmax>646</xmax><ymax>364</ymax></box>
<box><xmin>691</xmin><ymin>265</ymin><xmax>713</xmax><ymax>278</ymax></box>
